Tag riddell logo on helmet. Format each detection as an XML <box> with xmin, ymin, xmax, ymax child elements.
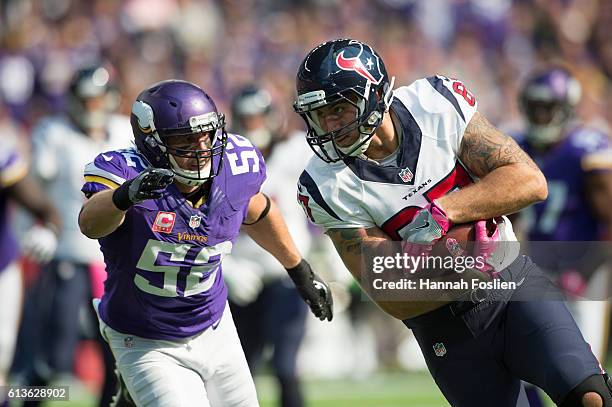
<box><xmin>335</xmin><ymin>50</ymin><xmax>382</xmax><ymax>84</ymax></box>
<box><xmin>152</xmin><ymin>211</ymin><xmax>176</xmax><ymax>233</ymax></box>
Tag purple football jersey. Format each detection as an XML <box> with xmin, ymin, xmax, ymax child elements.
<box><xmin>81</xmin><ymin>134</ymin><xmax>266</xmax><ymax>339</ymax></box>
<box><xmin>518</xmin><ymin>126</ymin><xmax>611</xmax><ymax>241</ymax></box>
<box><xmin>0</xmin><ymin>140</ymin><xmax>28</xmax><ymax>271</ymax></box>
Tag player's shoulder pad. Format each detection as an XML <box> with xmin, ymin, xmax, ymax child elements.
<box><xmin>396</xmin><ymin>75</ymin><xmax>478</xmax><ymax>125</ymax></box>
<box><xmin>222</xmin><ymin>133</ymin><xmax>267</xmax><ymax>198</ymax></box>
<box><xmin>297</xmin><ymin>157</ymin><xmax>375</xmax><ymax>230</ymax></box>
<box><xmin>567</xmin><ymin>126</ymin><xmax>611</xmax><ymax>154</ymax></box>
<box><xmin>566</xmin><ymin>126</ymin><xmax>612</xmax><ymax>172</ymax></box>
<box><xmin>83</xmin><ymin>147</ymin><xmax>150</xmax><ymax>190</ymax></box>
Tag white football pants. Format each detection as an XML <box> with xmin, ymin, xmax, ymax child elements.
<box><xmin>94</xmin><ymin>300</ymin><xmax>259</xmax><ymax>407</ymax></box>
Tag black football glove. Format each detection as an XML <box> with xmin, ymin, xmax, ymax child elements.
<box><xmin>287</xmin><ymin>259</ymin><xmax>333</xmax><ymax>321</ymax></box>
<box><xmin>112</xmin><ymin>168</ymin><xmax>174</xmax><ymax>211</ymax></box>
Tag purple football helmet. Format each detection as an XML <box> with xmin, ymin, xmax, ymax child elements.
<box><xmin>131</xmin><ymin>80</ymin><xmax>227</xmax><ymax>186</ymax></box>
<box><xmin>519</xmin><ymin>67</ymin><xmax>581</xmax><ymax>147</ymax></box>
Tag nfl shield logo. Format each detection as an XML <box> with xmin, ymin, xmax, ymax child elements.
<box><xmin>433</xmin><ymin>342</ymin><xmax>446</xmax><ymax>357</ymax></box>
<box><xmin>398</xmin><ymin>167</ymin><xmax>413</xmax><ymax>183</ymax></box>
<box><xmin>189</xmin><ymin>215</ymin><xmax>202</xmax><ymax>229</ymax></box>
<box><xmin>124</xmin><ymin>336</ymin><xmax>134</xmax><ymax>348</ymax></box>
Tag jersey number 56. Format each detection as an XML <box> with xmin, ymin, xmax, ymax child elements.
<box><xmin>134</xmin><ymin>239</ymin><xmax>232</xmax><ymax>297</ymax></box>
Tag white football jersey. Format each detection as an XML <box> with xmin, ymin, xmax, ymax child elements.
<box><xmin>224</xmin><ymin>131</ymin><xmax>313</xmax><ymax>282</ymax></box>
<box><xmin>29</xmin><ymin>114</ymin><xmax>132</xmax><ymax>263</ymax></box>
<box><xmin>297</xmin><ymin>76</ymin><xmax>518</xmax><ymax>271</ymax></box>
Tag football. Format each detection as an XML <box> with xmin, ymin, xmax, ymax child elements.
<box><xmin>430</xmin><ymin>219</ymin><xmax>496</xmax><ymax>258</ymax></box>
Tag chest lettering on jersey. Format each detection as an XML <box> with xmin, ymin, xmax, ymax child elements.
<box><xmin>402</xmin><ymin>179</ymin><xmax>432</xmax><ymax>200</ymax></box>
<box><xmin>134</xmin><ymin>239</ymin><xmax>232</xmax><ymax>297</ymax></box>
<box><xmin>382</xmin><ymin>162</ymin><xmax>472</xmax><ymax>240</ymax></box>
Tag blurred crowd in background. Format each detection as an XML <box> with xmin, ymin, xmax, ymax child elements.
<box><xmin>2</xmin><ymin>0</ymin><xmax>612</xmax><ymax>405</ymax></box>
<box><xmin>2</xmin><ymin>0</ymin><xmax>612</xmax><ymax>135</ymax></box>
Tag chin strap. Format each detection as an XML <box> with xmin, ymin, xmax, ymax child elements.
<box><xmin>384</xmin><ymin>76</ymin><xmax>395</xmax><ymax>111</ymax></box>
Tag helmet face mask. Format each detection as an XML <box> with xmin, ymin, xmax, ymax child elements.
<box><xmin>298</xmin><ymin>89</ymin><xmax>374</xmax><ymax>162</ymax></box>
<box><xmin>294</xmin><ymin>39</ymin><xmax>394</xmax><ymax>163</ymax></box>
<box><xmin>68</xmin><ymin>65</ymin><xmax>119</xmax><ymax>132</ymax></box>
<box><xmin>519</xmin><ymin>67</ymin><xmax>581</xmax><ymax>148</ymax></box>
<box><xmin>132</xmin><ymin>81</ymin><xmax>228</xmax><ymax>186</ymax></box>
<box><xmin>231</xmin><ymin>85</ymin><xmax>277</xmax><ymax>150</ymax></box>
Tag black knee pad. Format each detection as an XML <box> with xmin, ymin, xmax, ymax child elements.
<box><xmin>560</xmin><ymin>373</ymin><xmax>612</xmax><ymax>407</ymax></box>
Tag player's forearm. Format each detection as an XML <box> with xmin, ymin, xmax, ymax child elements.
<box><xmin>326</xmin><ymin>227</ymin><xmax>394</xmax><ymax>281</ymax></box>
<box><xmin>79</xmin><ymin>189</ymin><xmax>126</xmax><ymax>239</ymax></box>
<box><xmin>449</xmin><ymin>111</ymin><xmax>548</xmax><ymax>223</ymax></box>
<box><xmin>437</xmin><ymin>164</ymin><xmax>547</xmax><ymax>224</ymax></box>
<box><xmin>243</xmin><ymin>200</ymin><xmax>302</xmax><ymax>269</ymax></box>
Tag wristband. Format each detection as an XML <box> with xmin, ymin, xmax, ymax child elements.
<box><xmin>112</xmin><ymin>183</ymin><xmax>132</xmax><ymax>211</ymax></box>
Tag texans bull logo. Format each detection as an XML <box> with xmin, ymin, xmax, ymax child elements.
<box><xmin>335</xmin><ymin>43</ymin><xmax>383</xmax><ymax>84</ymax></box>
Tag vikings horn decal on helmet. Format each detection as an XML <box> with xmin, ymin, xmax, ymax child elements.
<box><xmin>519</xmin><ymin>66</ymin><xmax>581</xmax><ymax>147</ymax></box>
<box><xmin>131</xmin><ymin>80</ymin><xmax>228</xmax><ymax>186</ymax></box>
<box><xmin>294</xmin><ymin>39</ymin><xmax>395</xmax><ymax>163</ymax></box>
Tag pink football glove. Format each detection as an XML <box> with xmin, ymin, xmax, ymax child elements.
<box><xmin>558</xmin><ymin>270</ymin><xmax>587</xmax><ymax>299</ymax></box>
<box><xmin>402</xmin><ymin>201</ymin><xmax>451</xmax><ymax>273</ymax></box>
<box><xmin>404</xmin><ymin>200</ymin><xmax>452</xmax><ymax>245</ymax></box>
<box><xmin>473</xmin><ymin>220</ymin><xmax>500</xmax><ymax>277</ymax></box>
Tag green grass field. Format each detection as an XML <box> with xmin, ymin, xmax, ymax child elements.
<box><xmin>37</xmin><ymin>370</ymin><xmax>557</xmax><ymax>407</ymax></box>
<box><xmin>257</xmin><ymin>372</ymin><xmax>556</xmax><ymax>407</ymax></box>
<box><xmin>257</xmin><ymin>372</ymin><xmax>450</xmax><ymax>407</ymax></box>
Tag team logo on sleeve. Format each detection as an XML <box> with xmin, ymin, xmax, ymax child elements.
<box><xmin>189</xmin><ymin>215</ymin><xmax>202</xmax><ymax>229</ymax></box>
<box><xmin>152</xmin><ymin>211</ymin><xmax>176</xmax><ymax>233</ymax></box>
<box><xmin>433</xmin><ymin>342</ymin><xmax>447</xmax><ymax>357</ymax></box>
<box><xmin>398</xmin><ymin>167</ymin><xmax>413</xmax><ymax>183</ymax></box>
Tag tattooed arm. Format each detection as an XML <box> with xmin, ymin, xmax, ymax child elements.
<box><xmin>436</xmin><ymin>111</ymin><xmax>548</xmax><ymax>223</ymax></box>
<box><xmin>326</xmin><ymin>227</ymin><xmax>390</xmax><ymax>282</ymax></box>
<box><xmin>326</xmin><ymin>227</ymin><xmax>460</xmax><ymax>319</ymax></box>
